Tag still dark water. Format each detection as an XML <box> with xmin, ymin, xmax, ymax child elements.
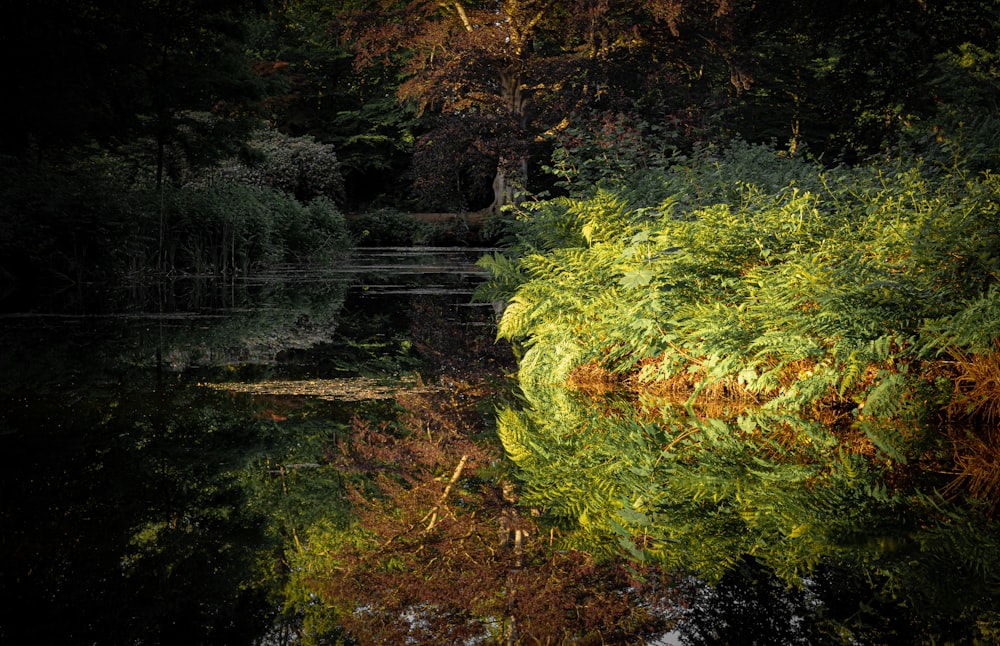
<box><xmin>0</xmin><ymin>247</ymin><xmax>504</xmax><ymax>644</ymax></box>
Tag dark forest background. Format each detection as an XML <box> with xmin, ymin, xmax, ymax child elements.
<box><xmin>2</xmin><ymin>0</ymin><xmax>998</xmax><ymax>283</ymax></box>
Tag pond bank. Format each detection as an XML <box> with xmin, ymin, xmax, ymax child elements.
<box><xmin>346</xmin><ymin>210</ymin><xmax>493</xmax><ymax>246</ymax></box>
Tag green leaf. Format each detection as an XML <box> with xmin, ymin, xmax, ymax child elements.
<box><xmin>618</xmin><ymin>508</ymin><xmax>651</xmax><ymax>527</ymax></box>
<box><xmin>618</xmin><ymin>536</ymin><xmax>648</xmax><ymax>562</ymax></box>
<box><xmin>619</xmin><ymin>269</ymin><xmax>654</xmax><ymax>289</ymax></box>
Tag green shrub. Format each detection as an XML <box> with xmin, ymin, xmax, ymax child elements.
<box><xmin>140</xmin><ymin>183</ymin><xmax>351</xmax><ymax>275</ymax></box>
<box><xmin>347</xmin><ymin>208</ymin><xmax>437</xmax><ymax>246</ymax></box>
<box><xmin>901</xmin><ymin>42</ymin><xmax>1000</xmax><ymax>172</ymax></box>
<box><xmin>0</xmin><ymin>154</ymin><xmax>352</xmax><ymax>283</ymax></box>
<box><xmin>542</xmin><ymin>110</ymin><xmax>704</xmax><ymax>197</ymax></box>
<box><xmin>487</xmin><ymin>145</ymin><xmax>999</xmax><ymax>387</ymax></box>
<box><xmin>209</xmin><ymin>128</ymin><xmax>346</xmax><ymax>205</ymax></box>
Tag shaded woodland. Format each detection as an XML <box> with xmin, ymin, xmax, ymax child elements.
<box><xmin>2</xmin><ymin>1</ymin><xmax>1000</xmax><ymax>644</ymax></box>
<box><xmin>4</xmin><ymin>0</ymin><xmax>999</xmax><ymax>282</ymax></box>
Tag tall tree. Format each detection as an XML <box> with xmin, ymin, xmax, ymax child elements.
<box><xmin>1</xmin><ymin>0</ymin><xmax>264</xmax><ymax>176</ymax></box>
<box><xmin>343</xmin><ymin>0</ymin><xmax>738</xmax><ymax>212</ymax></box>
<box><xmin>246</xmin><ymin>0</ymin><xmax>423</xmax><ymax>208</ymax></box>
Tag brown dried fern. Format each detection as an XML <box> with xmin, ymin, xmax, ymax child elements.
<box><xmin>943</xmin><ymin>345</ymin><xmax>1000</xmax><ymax>512</ymax></box>
<box><xmin>948</xmin><ymin>346</ymin><xmax>1000</xmax><ymax>423</ymax></box>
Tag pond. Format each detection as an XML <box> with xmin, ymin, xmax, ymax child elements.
<box><xmin>0</xmin><ymin>247</ymin><xmax>511</xmax><ymax>644</ymax></box>
<box><xmin>5</xmin><ymin>244</ymin><xmax>993</xmax><ymax>645</ymax></box>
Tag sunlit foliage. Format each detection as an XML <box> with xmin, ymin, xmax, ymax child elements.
<box><xmin>481</xmin><ymin>140</ymin><xmax>1000</xmax><ymax>641</ymax></box>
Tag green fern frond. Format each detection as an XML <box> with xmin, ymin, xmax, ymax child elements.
<box><xmin>496</xmin><ymin>407</ymin><xmax>536</xmax><ymax>467</ymax></box>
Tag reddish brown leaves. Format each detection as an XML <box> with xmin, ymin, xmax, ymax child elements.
<box><xmin>309</xmin><ymin>377</ymin><xmax>677</xmax><ymax>643</ymax></box>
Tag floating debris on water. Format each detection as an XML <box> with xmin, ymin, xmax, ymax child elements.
<box><xmin>201</xmin><ymin>375</ymin><xmax>437</xmax><ymax>401</ymax></box>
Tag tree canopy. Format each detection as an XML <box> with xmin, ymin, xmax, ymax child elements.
<box><xmin>4</xmin><ymin>0</ymin><xmax>997</xmax><ymax>209</ymax></box>
<box><xmin>2</xmin><ymin>0</ymin><xmax>264</xmax><ymax>168</ymax></box>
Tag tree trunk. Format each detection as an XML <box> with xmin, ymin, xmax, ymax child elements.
<box><xmin>490</xmin><ymin>156</ymin><xmax>528</xmax><ymax>215</ymax></box>
<box><xmin>156</xmin><ymin>131</ymin><xmax>166</xmax><ymax>271</ymax></box>
<box><xmin>489</xmin><ymin>68</ymin><xmax>531</xmax><ymax>215</ymax></box>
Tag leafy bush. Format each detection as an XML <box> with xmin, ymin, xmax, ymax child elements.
<box><xmin>140</xmin><ymin>183</ymin><xmax>350</xmax><ymax>275</ymax></box>
<box><xmin>348</xmin><ymin>208</ymin><xmax>432</xmax><ymax>246</ymax></box>
<box><xmin>276</xmin><ymin>195</ymin><xmax>352</xmax><ymax>263</ymax></box>
<box><xmin>542</xmin><ymin>111</ymin><xmax>682</xmax><ymax>194</ymax></box>
<box><xmin>486</xmin><ymin>144</ymin><xmax>999</xmax><ymax>390</ymax></box>
<box><xmin>0</xmin><ymin>155</ymin><xmax>351</xmax><ymax>283</ymax></box>
<box><xmin>901</xmin><ymin>42</ymin><xmax>1000</xmax><ymax>172</ymax></box>
<box><xmin>347</xmin><ymin>208</ymin><xmax>438</xmax><ymax>246</ymax></box>
<box><xmin>209</xmin><ymin>128</ymin><xmax>346</xmax><ymax>204</ymax></box>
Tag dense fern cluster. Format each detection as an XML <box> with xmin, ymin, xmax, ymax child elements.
<box><xmin>480</xmin><ymin>142</ymin><xmax>1000</xmax><ymax>640</ymax></box>
<box><xmin>483</xmin><ymin>144</ymin><xmax>999</xmax><ymax>464</ymax></box>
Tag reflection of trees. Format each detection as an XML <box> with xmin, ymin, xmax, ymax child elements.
<box><xmin>675</xmin><ymin>557</ymin><xmax>830</xmax><ymax>646</ymax></box>
<box><xmin>1</xmin><ymin>378</ymin><xmax>282</xmax><ymax>644</ymax></box>
<box><xmin>498</xmin><ymin>380</ymin><xmax>1000</xmax><ymax>642</ymax></box>
<box><xmin>0</xmin><ymin>276</ymin><xmax>355</xmax><ymax>642</ymax></box>
<box><xmin>283</xmin><ymin>382</ymin><xmax>680</xmax><ymax>644</ymax></box>
<box><xmin>1</xmin><ymin>249</ymin><xmax>538</xmax><ymax>644</ymax></box>
<box><xmin>133</xmin><ymin>278</ymin><xmax>350</xmax><ymax>370</ymax></box>
<box><xmin>0</xmin><ymin>277</ymin><xmax>350</xmax><ymax>384</ymax></box>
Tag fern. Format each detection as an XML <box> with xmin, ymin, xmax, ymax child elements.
<box><xmin>472</xmin><ymin>251</ymin><xmax>526</xmax><ymax>304</ymax></box>
<box><xmin>488</xmin><ymin>142</ymin><xmax>1000</xmax><ymax>625</ymax></box>
<box><xmin>920</xmin><ymin>283</ymin><xmax>1000</xmax><ymax>356</ymax></box>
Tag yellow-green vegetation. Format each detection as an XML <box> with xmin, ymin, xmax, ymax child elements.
<box><xmin>479</xmin><ymin>142</ymin><xmax>1000</xmax><ymax>640</ymax></box>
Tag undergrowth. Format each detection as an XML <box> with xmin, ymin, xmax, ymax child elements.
<box><xmin>478</xmin><ymin>140</ymin><xmax>1000</xmax><ymax>642</ymax></box>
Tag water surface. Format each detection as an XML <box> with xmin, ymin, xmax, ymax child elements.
<box><xmin>0</xmin><ymin>247</ymin><xmax>502</xmax><ymax>644</ymax></box>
